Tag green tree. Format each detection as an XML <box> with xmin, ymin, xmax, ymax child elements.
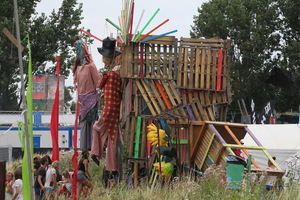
<box><xmin>191</xmin><ymin>0</ymin><xmax>299</xmax><ymax>118</ymax></box>
<box><xmin>0</xmin><ymin>0</ymin><xmax>83</xmax><ymax>111</ymax></box>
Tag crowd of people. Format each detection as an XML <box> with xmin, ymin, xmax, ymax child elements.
<box><xmin>5</xmin><ymin>150</ymin><xmax>94</xmax><ymax>200</ymax></box>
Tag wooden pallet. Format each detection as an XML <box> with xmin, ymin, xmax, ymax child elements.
<box><xmin>190</xmin><ymin>121</ymin><xmax>284</xmax><ymax>174</ymax></box>
<box><xmin>177</xmin><ymin>37</ymin><xmax>232</xmax><ymax>92</ymax></box>
<box><xmin>135</xmin><ymin>79</ymin><xmax>186</xmax><ymax>117</ymax></box>
<box><xmin>121</xmin><ymin>35</ymin><xmax>177</xmax><ymax>79</ymax></box>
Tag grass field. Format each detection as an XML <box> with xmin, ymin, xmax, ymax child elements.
<box><xmin>7</xmin><ymin>150</ymin><xmax>300</xmax><ymax>200</ymax></box>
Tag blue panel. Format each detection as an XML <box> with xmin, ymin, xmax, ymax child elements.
<box><xmin>33</xmin><ymin>136</ymin><xmax>41</xmax><ymax>148</ymax></box>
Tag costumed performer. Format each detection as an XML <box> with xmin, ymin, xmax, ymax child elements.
<box><xmin>91</xmin><ymin>37</ymin><xmax>122</xmax><ymax>183</ymax></box>
<box><xmin>73</xmin><ymin>39</ymin><xmax>100</xmax><ymax>150</ymax></box>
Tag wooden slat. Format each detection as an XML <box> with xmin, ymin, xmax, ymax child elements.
<box><xmin>194</xmin><ymin>48</ymin><xmax>200</xmax><ymax>88</ymax></box>
<box><xmin>134</xmin><ymin>43</ymin><xmax>139</xmax><ymax>77</ymax></box>
<box><xmin>178</xmin><ymin>46</ymin><xmax>183</xmax><ymax>87</ymax></box>
<box><xmin>145</xmin><ymin>44</ymin><xmax>150</xmax><ymax>78</ymax></box>
<box><xmin>128</xmin><ymin>117</ymin><xmax>136</xmax><ymax>158</ymax></box>
<box><xmin>189</xmin><ymin>48</ymin><xmax>195</xmax><ymax>88</ymax></box>
<box><xmin>183</xmin><ymin>47</ymin><xmax>188</xmax><ymax>88</ymax></box>
<box><xmin>136</xmin><ymin>80</ymin><xmax>157</xmax><ymax>116</ymax></box>
<box><xmin>211</xmin><ymin>50</ymin><xmax>217</xmax><ymax>90</ymax></box>
<box><xmin>163</xmin><ymin>45</ymin><xmax>167</xmax><ymax>78</ymax></box>
<box><xmin>151</xmin><ymin>44</ymin><xmax>155</xmax><ymax>78</ymax></box>
<box><xmin>140</xmin><ymin>79</ymin><xmax>161</xmax><ymax>114</ymax></box>
<box><xmin>168</xmin><ymin>45</ymin><xmax>173</xmax><ymax>79</ymax></box>
<box><xmin>148</xmin><ymin>80</ymin><xmax>167</xmax><ymax>111</ymax></box>
<box><xmin>140</xmin><ymin>119</ymin><xmax>146</xmax><ymax>159</ymax></box>
<box><xmin>206</xmin><ymin>49</ymin><xmax>211</xmax><ymax>90</ymax></box>
<box><xmin>200</xmin><ymin>48</ymin><xmax>206</xmax><ymax>89</ymax></box>
<box><xmin>157</xmin><ymin>44</ymin><xmax>161</xmax><ymax>78</ymax></box>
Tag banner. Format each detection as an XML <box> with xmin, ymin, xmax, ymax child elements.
<box><xmin>47</xmin><ymin>75</ymin><xmax>65</xmax><ymax>112</ymax></box>
<box><xmin>258</xmin><ymin>100</ymin><xmax>276</xmax><ymax>124</ymax></box>
<box><xmin>32</xmin><ymin>75</ymin><xmax>46</xmax><ymax>99</ymax></box>
<box><xmin>248</xmin><ymin>96</ymin><xmax>257</xmax><ymax>124</ymax></box>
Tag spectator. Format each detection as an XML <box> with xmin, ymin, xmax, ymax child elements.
<box><xmin>235</xmin><ymin>139</ymin><xmax>245</xmax><ymax>160</ymax></box>
<box><xmin>5</xmin><ymin>171</ymin><xmax>14</xmax><ymax>200</ymax></box>
<box><xmin>266</xmin><ymin>156</ymin><xmax>279</xmax><ymax>193</ymax></box>
<box><xmin>59</xmin><ymin>169</ymin><xmax>73</xmax><ymax>197</ymax></box>
<box><xmin>34</xmin><ymin>156</ymin><xmax>48</xmax><ymax>200</ymax></box>
<box><xmin>44</xmin><ymin>155</ymin><xmax>52</xmax><ymax>169</ymax></box>
<box><xmin>77</xmin><ymin>149</ymin><xmax>93</xmax><ymax>198</ymax></box>
<box><xmin>34</xmin><ymin>159</ymin><xmax>41</xmax><ymax>179</ymax></box>
<box><xmin>44</xmin><ymin>160</ymin><xmax>59</xmax><ymax>200</ymax></box>
<box><xmin>12</xmin><ymin>169</ymin><xmax>23</xmax><ymax>200</ymax></box>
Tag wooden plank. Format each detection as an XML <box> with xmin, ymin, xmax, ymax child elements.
<box><xmin>200</xmin><ymin>48</ymin><xmax>206</xmax><ymax>89</ymax></box>
<box><xmin>154</xmin><ymin>80</ymin><xmax>172</xmax><ymax>110</ymax></box>
<box><xmin>140</xmin><ymin>79</ymin><xmax>161</xmax><ymax>114</ymax></box>
<box><xmin>140</xmin><ymin>119</ymin><xmax>146</xmax><ymax>159</ymax></box>
<box><xmin>194</xmin><ymin>48</ymin><xmax>200</xmax><ymax>88</ymax></box>
<box><xmin>188</xmin><ymin>94</ymin><xmax>200</xmax><ymax>121</ymax></box>
<box><xmin>2</xmin><ymin>28</ymin><xmax>24</xmax><ymax>52</ymax></box>
<box><xmin>206</xmin><ymin>49</ymin><xmax>211</xmax><ymax>89</ymax></box>
<box><xmin>199</xmin><ymin>133</ymin><xmax>215</xmax><ymax>170</ymax></box>
<box><xmin>136</xmin><ymin>80</ymin><xmax>157</xmax><ymax>116</ymax></box>
<box><xmin>222</xmin><ymin>50</ymin><xmax>227</xmax><ymax>91</ymax></box>
<box><xmin>168</xmin><ymin>45</ymin><xmax>173</xmax><ymax>79</ymax></box>
<box><xmin>145</xmin><ymin>43</ymin><xmax>150</xmax><ymax>78</ymax></box>
<box><xmin>190</xmin><ymin>122</ymin><xmax>207</xmax><ymax>160</ymax></box>
<box><xmin>181</xmin><ymin>37</ymin><xmax>224</xmax><ymax>43</ymax></box>
<box><xmin>211</xmin><ymin>50</ymin><xmax>217</xmax><ymax>90</ymax></box>
<box><xmin>157</xmin><ymin>44</ymin><xmax>161</xmax><ymax>78</ymax></box>
<box><xmin>180</xmin><ymin>42</ymin><xmax>223</xmax><ymax>48</ymax></box>
<box><xmin>133</xmin><ymin>43</ymin><xmax>139</xmax><ymax>77</ymax></box>
<box><xmin>160</xmin><ymin>80</ymin><xmax>177</xmax><ymax>107</ymax></box>
<box><xmin>178</xmin><ymin>45</ymin><xmax>183</xmax><ymax>87</ymax></box>
<box><xmin>151</xmin><ymin>44</ymin><xmax>155</xmax><ymax>78</ymax></box>
<box><xmin>148</xmin><ymin>80</ymin><xmax>167</xmax><ymax>111</ymax></box>
<box><xmin>183</xmin><ymin>47</ymin><xmax>188</xmax><ymax>88</ymax></box>
<box><xmin>163</xmin><ymin>45</ymin><xmax>167</xmax><ymax>78</ymax></box>
<box><xmin>189</xmin><ymin>47</ymin><xmax>195</xmax><ymax>88</ymax></box>
<box><xmin>128</xmin><ymin>117</ymin><xmax>136</xmax><ymax>158</ymax></box>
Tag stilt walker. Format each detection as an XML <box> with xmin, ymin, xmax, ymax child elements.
<box><xmin>91</xmin><ymin>37</ymin><xmax>122</xmax><ymax>186</ymax></box>
<box><xmin>73</xmin><ymin>39</ymin><xmax>100</xmax><ymax>150</ymax></box>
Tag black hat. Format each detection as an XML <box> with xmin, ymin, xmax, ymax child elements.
<box><xmin>97</xmin><ymin>37</ymin><xmax>121</xmax><ymax>58</ymax></box>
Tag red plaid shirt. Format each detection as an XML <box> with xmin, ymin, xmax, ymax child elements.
<box><xmin>98</xmin><ymin>71</ymin><xmax>121</xmax><ymax>143</ymax></box>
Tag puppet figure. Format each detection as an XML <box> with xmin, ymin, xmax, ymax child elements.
<box><xmin>91</xmin><ymin>37</ymin><xmax>122</xmax><ymax>184</ymax></box>
<box><xmin>73</xmin><ymin>40</ymin><xmax>100</xmax><ymax>150</ymax></box>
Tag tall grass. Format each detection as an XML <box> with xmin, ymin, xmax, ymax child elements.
<box><xmin>7</xmin><ymin>151</ymin><xmax>300</xmax><ymax>200</ymax></box>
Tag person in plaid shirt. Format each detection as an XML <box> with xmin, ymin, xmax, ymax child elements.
<box><xmin>91</xmin><ymin>38</ymin><xmax>122</xmax><ymax>184</ymax></box>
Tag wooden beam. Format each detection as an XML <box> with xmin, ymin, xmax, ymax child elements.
<box><xmin>2</xmin><ymin>28</ymin><xmax>24</xmax><ymax>52</ymax></box>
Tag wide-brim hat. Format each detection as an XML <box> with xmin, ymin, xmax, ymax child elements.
<box><xmin>97</xmin><ymin>37</ymin><xmax>121</xmax><ymax>58</ymax></box>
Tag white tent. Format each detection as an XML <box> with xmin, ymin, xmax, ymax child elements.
<box><xmin>243</xmin><ymin>124</ymin><xmax>300</xmax><ymax>170</ymax></box>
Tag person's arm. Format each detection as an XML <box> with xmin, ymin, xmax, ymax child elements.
<box><xmin>83</xmin><ymin>159</ymin><xmax>91</xmax><ymax>180</ymax></box>
<box><xmin>38</xmin><ymin>175</ymin><xmax>45</xmax><ymax>191</ymax></box>
<box><xmin>90</xmin><ymin>63</ymin><xmax>101</xmax><ymax>86</ymax></box>
<box><xmin>52</xmin><ymin>173</ymin><xmax>58</xmax><ymax>189</ymax></box>
<box><xmin>7</xmin><ymin>180</ymin><xmax>14</xmax><ymax>195</ymax></box>
<box><xmin>98</xmin><ymin>73</ymin><xmax>108</xmax><ymax>90</ymax></box>
<box><xmin>11</xmin><ymin>185</ymin><xmax>19</xmax><ymax>200</ymax></box>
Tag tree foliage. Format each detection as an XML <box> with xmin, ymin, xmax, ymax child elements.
<box><xmin>191</xmin><ymin>0</ymin><xmax>300</xmax><ymax>117</ymax></box>
<box><xmin>0</xmin><ymin>0</ymin><xmax>83</xmax><ymax>110</ymax></box>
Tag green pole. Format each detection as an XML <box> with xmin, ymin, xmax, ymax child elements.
<box><xmin>133</xmin><ymin>8</ymin><xmax>160</xmax><ymax>42</ymax></box>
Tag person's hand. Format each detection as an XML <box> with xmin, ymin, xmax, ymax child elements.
<box><xmin>42</xmin><ymin>186</ymin><xmax>46</xmax><ymax>191</ymax></box>
<box><xmin>88</xmin><ymin>177</ymin><xmax>92</xmax><ymax>181</ymax></box>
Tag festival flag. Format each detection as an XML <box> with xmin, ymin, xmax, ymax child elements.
<box><xmin>50</xmin><ymin>56</ymin><xmax>60</xmax><ymax>161</ymax></box>
<box><xmin>22</xmin><ymin>34</ymin><xmax>33</xmax><ymax>200</ymax></box>
<box><xmin>18</xmin><ymin>122</ymin><xmax>30</xmax><ymax>200</ymax></box>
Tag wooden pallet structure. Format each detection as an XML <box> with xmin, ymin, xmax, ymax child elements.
<box><xmin>119</xmin><ymin>35</ymin><xmax>235</xmax><ymax>186</ymax></box>
<box><xmin>190</xmin><ymin>121</ymin><xmax>284</xmax><ymax>179</ymax></box>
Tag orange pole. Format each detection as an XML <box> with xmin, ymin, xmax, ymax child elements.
<box><xmin>154</xmin><ymin>80</ymin><xmax>171</xmax><ymax>109</ymax></box>
<box><xmin>224</xmin><ymin>125</ymin><xmax>260</xmax><ymax>169</ymax></box>
<box><xmin>136</xmin><ymin>19</ymin><xmax>169</xmax><ymax>43</ymax></box>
